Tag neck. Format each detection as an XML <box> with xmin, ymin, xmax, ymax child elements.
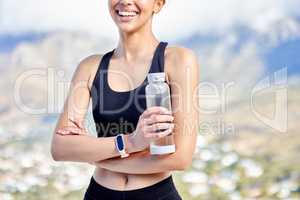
<box><xmin>115</xmin><ymin>22</ymin><xmax>160</xmax><ymax>62</ymax></box>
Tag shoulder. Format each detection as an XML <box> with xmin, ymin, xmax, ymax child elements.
<box><xmin>166</xmin><ymin>46</ymin><xmax>198</xmax><ymax>61</ymax></box>
<box><xmin>165</xmin><ymin>46</ymin><xmax>199</xmax><ymax>78</ymax></box>
<box><xmin>165</xmin><ymin>46</ymin><xmax>199</xmax><ymax>69</ymax></box>
<box><xmin>71</xmin><ymin>54</ymin><xmax>104</xmax><ymax>89</ymax></box>
<box><xmin>76</xmin><ymin>54</ymin><xmax>103</xmax><ymax>76</ymax></box>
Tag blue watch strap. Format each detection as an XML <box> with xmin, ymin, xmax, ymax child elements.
<box><xmin>115</xmin><ymin>134</ymin><xmax>129</xmax><ymax>158</ymax></box>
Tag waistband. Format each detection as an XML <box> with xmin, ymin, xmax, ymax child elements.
<box><xmin>86</xmin><ymin>175</ymin><xmax>177</xmax><ymax>199</ymax></box>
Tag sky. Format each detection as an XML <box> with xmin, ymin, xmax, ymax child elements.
<box><xmin>0</xmin><ymin>0</ymin><xmax>299</xmax><ymax>78</ymax></box>
<box><xmin>0</xmin><ymin>0</ymin><xmax>299</xmax><ymax>129</ymax></box>
<box><xmin>1</xmin><ymin>0</ymin><xmax>300</xmax><ymax>39</ymax></box>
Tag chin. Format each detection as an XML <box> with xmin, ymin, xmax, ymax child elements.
<box><xmin>117</xmin><ymin>24</ymin><xmax>142</xmax><ymax>34</ymax></box>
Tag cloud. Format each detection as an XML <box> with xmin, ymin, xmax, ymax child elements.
<box><xmin>0</xmin><ymin>0</ymin><xmax>299</xmax><ymax>107</ymax></box>
<box><xmin>0</xmin><ymin>0</ymin><xmax>117</xmax><ymax>38</ymax></box>
<box><xmin>0</xmin><ymin>0</ymin><xmax>299</xmax><ymax>41</ymax></box>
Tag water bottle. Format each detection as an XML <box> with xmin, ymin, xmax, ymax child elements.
<box><xmin>145</xmin><ymin>72</ymin><xmax>176</xmax><ymax>155</ymax></box>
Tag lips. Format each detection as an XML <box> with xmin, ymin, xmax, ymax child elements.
<box><xmin>117</xmin><ymin>10</ymin><xmax>139</xmax><ymax>17</ymax></box>
<box><xmin>115</xmin><ymin>9</ymin><xmax>139</xmax><ymax>22</ymax></box>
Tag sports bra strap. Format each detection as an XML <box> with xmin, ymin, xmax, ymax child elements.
<box><xmin>152</xmin><ymin>41</ymin><xmax>168</xmax><ymax>73</ymax></box>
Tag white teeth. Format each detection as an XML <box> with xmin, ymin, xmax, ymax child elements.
<box><xmin>118</xmin><ymin>11</ymin><xmax>138</xmax><ymax>17</ymax></box>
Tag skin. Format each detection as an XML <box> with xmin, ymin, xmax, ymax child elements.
<box><xmin>51</xmin><ymin>0</ymin><xmax>199</xmax><ymax>191</ymax></box>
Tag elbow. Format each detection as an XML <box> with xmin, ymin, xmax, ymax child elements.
<box><xmin>173</xmin><ymin>154</ymin><xmax>193</xmax><ymax>171</ymax></box>
<box><xmin>50</xmin><ymin>135</ymin><xmax>65</xmax><ymax>161</ymax></box>
<box><xmin>51</xmin><ymin>143</ymin><xmax>62</xmax><ymax>161</ymax></box>
<box><xmin>51</xmin><ymin>146</ymin><xmax>62</xmax><ymax>161</ymax></box>
<box><xmin>51</xmin><ymin>151</ymin><xmax>60</xmax><ymax>162</ymax></box>
<box><xmin>179</xmin><ymin>157</ymin><xmax>193</xmax><ymax>171</ymax></box>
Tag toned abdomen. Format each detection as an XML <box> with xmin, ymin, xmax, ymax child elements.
<box><xmin>93</xmin><ymin>167</ymin><xmax>171</xmax><ymax>191</ymax></box>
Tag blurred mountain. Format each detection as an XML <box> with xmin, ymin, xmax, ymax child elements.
<box><xmin>0</xmin><ymin>31</ymin><xmax>299</xmax><ymax>199</ymax></box>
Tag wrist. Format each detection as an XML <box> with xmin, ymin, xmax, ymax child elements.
<box><xmin>115</xmin><ymin>134</ymin><xmax>130</xmax><ymax>158</ymax></box>
<box><xmin>124</xmin><ymin>132</ymin><xmax>143</xmax><ymax>153</ymax></box>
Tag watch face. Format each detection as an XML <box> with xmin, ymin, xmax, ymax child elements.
<box><xmin>116</xmin><ymin>135</ymin><xmax>124</xmax><ymax>150</ymax></box>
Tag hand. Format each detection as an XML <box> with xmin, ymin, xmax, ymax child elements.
<box><xmin>56</xmin><ymin>118</ymin><xmax>87</xmax><ymax>136</ymax></box>
<box><xmin>130</xmin><ymin>106</ymin><xmax>175</xmax><ymax>151</ymax></box>
<box><xmin>91</xmin><ymin>149</ymin><xmax>150</xmax><ymax>168</ymax></box>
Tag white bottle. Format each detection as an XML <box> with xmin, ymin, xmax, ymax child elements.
<box><xmin>145</xmin><ymin>72</ymin><xmax>175</xmax><ymax>155</ymax></box>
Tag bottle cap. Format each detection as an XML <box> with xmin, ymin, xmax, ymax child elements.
<box><xmin>147</xmin><ymin>72</ymin><xmax>165</xmax><ymax>83</ymax></box>
<box><xmin>150</xmin><ymin>144</ymin><xmax>176</xmax><ymax>155</ymax></box>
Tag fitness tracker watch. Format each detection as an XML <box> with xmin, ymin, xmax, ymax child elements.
<box><xmin>115</xmin><ymin>134</ymin><xmax>129</xmax><ymax>158</ymax></box>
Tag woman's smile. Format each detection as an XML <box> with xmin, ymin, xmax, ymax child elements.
<box><xmin>115</xmin><ymin>9</ymin><xmax>140</xmax><ymax>22</ymax></box>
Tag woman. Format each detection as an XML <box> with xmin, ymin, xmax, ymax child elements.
<box><xmin>51</xmin><ymin>0</ymin><xmax>199</xmax><ymax>199</ymax></box>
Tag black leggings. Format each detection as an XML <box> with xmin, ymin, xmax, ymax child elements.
<box><xmin>83</xmin><ymin>175</ymin><xmax>183</xmax><ymax>200</ymax></box>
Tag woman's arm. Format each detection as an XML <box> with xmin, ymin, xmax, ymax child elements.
<box><xmin>94</xmin><ymin>147</ymin><xmax>186</xmax><ymax>174</ymax></box>
<box><xmin>51</xmin><ymin>130</ymin><xmax>139</xmax><ymax>163</ymax></box>
<box><xmin>50</xmin><ymin>55</ymin><xmax>142</xmax><ymax>163</ymax></box>
<box><xmin>94</xmin><ymin>47</ymin><xmax>200</xmax><ymax>174</ymax></box>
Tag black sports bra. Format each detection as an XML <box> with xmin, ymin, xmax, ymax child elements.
<box><xmin>90</xmin><ymin>41</ymin><xmax>168</xmax><ymax>137</ymax></box>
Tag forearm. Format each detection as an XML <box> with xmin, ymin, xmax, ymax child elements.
<box><xmin>96</xmin><ymin>150</ymin><xmax>185</xmax><ymax>174</ymax></box>
<box><xmin>51</xmin><ymin>133</ymin><xmax>140</xmax><ymax>163</ymax></box>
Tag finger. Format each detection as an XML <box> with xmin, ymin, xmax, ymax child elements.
<box><xmin>64</xmin><ymin>126</ymin><xmax>81</xmax><ymax>133</ymax></box>
<box><xmin>141</xmin><ymin>106</ymin><xmax>171</xmax><ymax>119</ymax></box>
<box><xmin>147</xmin><ymin>123</ymin><xmax>174</xmax><ymax>133</ymax></box>
<box><xmin>69</xmin><ymin>118</ymin><xmax>85</xmax><ymax>129</ymax></box>
<box><xmin>153</xmin><ymin>126</ymin><xmax>174</xmax><ymax>138</ymax></box>
<box><xmin>60</xmin><ymin>126</ymin><xmax>84</xmax><ymax>135</ymax></box>
<box><xmin>56</xmin><ymin>129</ymin><xmax>70</xmax><ymax>135</ymax></box>
<box><xmin>148</xmin><ymin>114</ymin><xmax>174</xmax><ymax>125</ymax></box>
<box><xmin>56</xmin><ymin>129</ymin><xmax>79</xmax><ymax>135</ymax></box>
<box><xmin>145</xmin><ymin>124</ymin><xmax>174</xmax><ymax>138</ymax></box>
<box><xmin>76</xmin><ymin>120</ymin><xmax>85</xmax><ymax>130</ymax></box>
<box><xmin>68</xmin><ymin>118</ymin><xmax>79</xmax><ymax>127</ymax></box>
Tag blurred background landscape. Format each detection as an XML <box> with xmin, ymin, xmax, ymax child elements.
<box><xmin>0</xmin><ymin>0</ymin><xmax>300</xmax><ymax>199</ymax></box>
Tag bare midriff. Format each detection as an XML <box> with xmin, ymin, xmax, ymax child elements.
<box><xmin>93</xmin><ymin>167</ymin><xmax>171</xmax><ymax>191</ymax></box>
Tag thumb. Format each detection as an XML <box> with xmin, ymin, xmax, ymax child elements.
<box><xmin>77</xmin><ymin>120</ymin><xmax>85</xmax><ymax>129</ymax></box>
<box><xmin>69</xmin><ymin>117</ymin><xmax>85</xmax><ymax>129</ymax></box>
